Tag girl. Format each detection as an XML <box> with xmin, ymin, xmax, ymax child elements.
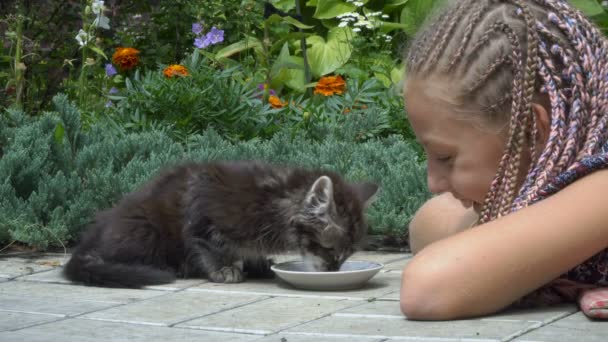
<box><xmin>400</xmin><ymin>0</ymin><xmax>608</xmax><ymax>320</ymax></box>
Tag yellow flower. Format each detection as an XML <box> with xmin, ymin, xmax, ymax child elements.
<box><xmin>314</xmin><ymin>75</ymin><xmax>346</xmax><ymax>96</ymax></box>
<box><xmin>163</xmin><ymin>64</ymin><xmax>190</xmax><ymax>78</ymax></box>
<box><xmin>111</xmin><ymin>47</ymin><xmax>140</xmax><ymax>71</ymax></box>
<box><xmin>268</xmin><ymin>95</ymin><xmax>287</xmax><ymax>109</ymax></box>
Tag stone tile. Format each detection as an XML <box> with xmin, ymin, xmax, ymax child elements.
<box><xmin>513</xmin><ymin>312</ymin><xmax>608</xmax><ymax>342</ymax></box>
<box><xmin>188</xmin><ymin>271</ymin><xmax>401</xmax><ymax>300</ymax></box>
<box><xmin>0</xmin><ymin>280</ymin><xmax>165</xmax><ymax>304</ymax></box>
<box><xmin>377</xmin><ymin>291</ymin><xmax>400</xmax><ymax>301</ymax></box>
<box><xmin>0</xmin><ymin>294</ymin><xmax>122</xmax><ymax>317</ymax></box>
<box><xmin>348</xmin><ymin>252</ymin><xmax>410</xmax><ymax>265</ymax></box>
<box><xmin>481</xmin><ymin>304</ymin><xmax>578</xmax><ymax>323</ymax></box>
<box><xmin>253</xmin><ymin>334</ymin><xmax>381</xmax><ymax>342</ymax></box>
<box><xmin>18</xmin><ymin>267</ymin><xmax>209</xmax><ymax>290</ymax></box>
<box><xmin>0</xmin><ymin>311</ymin><xmax>61</xmax><ymax>332</ymax></box>
<box><xmin>0</xmin><ymin>254</ymin><xmax>66</xmax><ymax>278</ymax></box>
<box><xmin>335</xmin><ymin>301</ymin><xmax>579</xmax><ymax>324</ymax></box>
<box><xmin>382</xmin><ymin>258</ymin><xmax>411</xmax><ymax>273</ymax></box>
<box><xmin>335</xmin><ymin>300</ymin><xmax>402</xmax><ymax>317</ymax></box>
<box><xmin>144</xmin><ymin>278</ymin><xmax>208</xmax><ymax>291</ymax></box>
<box><xmin>17</xmin><ymin>267</ymin><xmax>71</xmax><ymax>284</ymax></box>
<box><xmin>177</xmin><ymin>296</ymin><xmax>358</xmax><ymax>335</ymax></box>
<box><xmin>0</xmin><ymin>317</ymin><xmax>260</xmax><ymax>342</ymax></box>
<box><xmin>83</xmin><ymin>291</ymin><xmax>266</xmax><ymax>326</ymax></box>
<box><xmin>285</xmin><ymin>313</ymin><xmax>536</xmax><ymax>341</ymax></box>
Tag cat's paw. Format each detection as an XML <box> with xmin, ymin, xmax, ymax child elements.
<box><xmin>209</xmin><ymin>266</ymin><xmax>245</xmax><ymax>283</ymax></box>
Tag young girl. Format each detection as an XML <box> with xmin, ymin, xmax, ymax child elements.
<box><xmin>400</xmin><ymin>0</ymin><xmax>608</xmax><ymax>320</ymax></box>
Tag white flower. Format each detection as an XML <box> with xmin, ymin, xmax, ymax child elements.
<box><xmin>91</xmin><ymin>0</ymin><xmax>104</xmax><ymax>15</ymax></box>
<box><xmin>90</xmin><ymin>0</ymin><xmax>110</xmax><ymax>29</ymax></box>
<box><xmin>338</xmin><ymin>21</ymin><xmax>349</xmax><ymax>28</ymax></box>
<box><xmin>75</xmin><ymin>29</ymin><xmax>90</xmax><ymax>46</ymax></box>
<box><xmin>93</xmin><ymin>14</ymin><xmax>110</xmax><ymax>29</ymax></box>
<box><xmin>381</xmin><ymin>14</ymin><xmax>390</xmax><ymax>19</ymax></box>
<box><xmin>353</xmin><ymin>27</ymin><xmax>361</xmax><ymax>32</ymax></box>
<box><xmin>353</xmin><ymin>1</ymin><xmax>364</xmax><ymax>7</ymax></box>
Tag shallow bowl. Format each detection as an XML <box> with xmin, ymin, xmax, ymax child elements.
<box><xmin>271</xmin><ymin>260</ymin><xmax>384</xmax><ymax>291</ymax></box>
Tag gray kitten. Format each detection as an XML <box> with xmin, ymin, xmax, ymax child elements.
<box><xmin>63</xmin><ymin>160</ymin><xmax>378</xmax><ymax>288</ymax></box>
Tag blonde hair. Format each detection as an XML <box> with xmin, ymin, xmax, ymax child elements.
<box><xmin>405</xmin><ymin>0</ymin><xmax>608</xmax><ymax>223</ymax></box>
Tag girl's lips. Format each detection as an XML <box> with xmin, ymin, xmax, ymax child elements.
<box><xmin>459</xmin><ymin>199</ymin><xmax>473</xmax><ymax>208</ymax></box>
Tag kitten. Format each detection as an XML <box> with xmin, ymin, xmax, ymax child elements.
<box><xmin>63</xmin><ymin>160</ymin><xmax>378</xmax><ymax>288</ymax></box>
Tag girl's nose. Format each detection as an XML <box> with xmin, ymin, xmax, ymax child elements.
<box><xmin>427</xmin><ymin>165</ymin><xmax>449</xmax><ymax>194</ymax></box>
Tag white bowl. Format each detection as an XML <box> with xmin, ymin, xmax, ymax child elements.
<box><xmin>271</xmin><ymin>260</ymin><xmax>384</xmax><ymax>291</ymax></box>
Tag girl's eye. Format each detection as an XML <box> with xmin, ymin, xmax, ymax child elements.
<box><xmin>436</xmin><ymin>156</ymin><xmax>452</xmax><ymax>163</ymax></box>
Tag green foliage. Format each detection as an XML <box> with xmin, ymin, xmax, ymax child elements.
<box><xmin>105</xmin><ymin>51</ymin><xmax>276</xmax><ymax>141</ymax></box>
<box><xmin>0</xmin><ymin>94</ymin><xmax>429</xmax><ymax>250</ymax></box>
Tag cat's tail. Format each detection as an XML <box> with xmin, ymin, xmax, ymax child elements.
<box><xmin>63</xmin><ymin>252</ymin><xmax>176</xmax><ymax>288</ymax></box>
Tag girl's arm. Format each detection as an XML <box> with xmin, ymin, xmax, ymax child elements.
<box><xmin>400</xmin><ymin>169</ymin><xmax>608</xmax><ymax>320</ymax></box>
<box><xmin>409</xmin><ymin>192</ymin><xmax>478</xmax><ymax>254</ymax></box>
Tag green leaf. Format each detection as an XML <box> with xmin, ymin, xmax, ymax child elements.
<box><xmin>88</xmin><ymin>46</ymin><xmax>108</xmax><ymax>60</ymax></box>
<box><xmin>54</xmin><ymin>123</ymin><xmax>65</xmax><ymax>144</ymax></box>
<box><xmin>214</xmin><ymin>37</ymin><xmax>263</xmax><ymax>59</ymax></box>
<box><xmin>383</xmin><ymin>0</ymin><xmax>410</xmax><ymax>12</ymax></box>
<box><xmin>306</xmin><ymin>27</ymin><xmax>353</xmax><ymax>78</ymax></box>
<box><xmin>400</xmin><ymin>0</ymin><xmax>447</xmax><ymax>36</ymax></box>
<box><xmin>281</xmin><ymin>16</ymin><xmax>315</xmax><ymax>29</ymax></box>
<box><xmin>313</xmin><ymin>0</ymin><xmax>357</xmax><ymax>19</ymax></box>
<box><xmin>570</xmin><ymin>0</ymin><xmax>606</xmax><ymax>17</ymax></box>
<box><xmin>265</xmin><ymin>14</ymin><xmax>315</xmax><ymax>29</ymax></box>
<box><xmin>284</xmin><ymin>57</ymin><xmax>307</xmax><ymax>92</ymax></box>
<box><xmin>271</xmin><ymin>0</ymin><xmax>296</xmax><ymax>12</ymax></box>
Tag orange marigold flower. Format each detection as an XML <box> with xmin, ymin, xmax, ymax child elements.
<box><xmin>268</xmin><ymin>95</ymin><xmax>287</xmax><ymax>109</ymax></box>
<box><xmin>112</xmin><ymin>47</ymin><xmax>140</xmax><ymax>71</ymax></box>
<box><xmin>314</xmin><ymin>75</ymin><xmax>346</xmax><ymax>96</ymax></box>
<box><xmin>163</xmin><ymin>64</ymin><xmax>190</xmax><ymax>78</ymax></box>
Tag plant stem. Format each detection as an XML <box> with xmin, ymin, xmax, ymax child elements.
<box><xmin>295</xmin><ymin>0</ymin><xmax>312</xmax><ymax>97</ymax></box>
<box><xmin>263</xmin><ymin>20</ymin><xmax>271</xmax><ymax>102</ymax></box>
<box><xmin>14</xmin><ymin>10</ymin><xmax>25</xmax><ymax>108</ymax></box>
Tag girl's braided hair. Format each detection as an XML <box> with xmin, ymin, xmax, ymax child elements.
<box><xmin>405</xmin><ymin>0</ymin><xmax>608</xmax><ymax>223</ymax></box>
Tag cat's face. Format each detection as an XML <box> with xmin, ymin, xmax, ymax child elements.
<box><xmin>293</xmin><ymin>175</ymin><xmax>378</xmax><ymax>271</ymax></box>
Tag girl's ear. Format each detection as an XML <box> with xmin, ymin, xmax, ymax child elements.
<box><xmin>531</xmin><ymin>102</ymin><xmax>551</xmax><ymax>150</ymax></box>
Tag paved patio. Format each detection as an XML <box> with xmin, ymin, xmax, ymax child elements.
<box><xmin>0</xmin><ymin>251</ymin><xmax>605</xmax><ymax>341</ymax></box>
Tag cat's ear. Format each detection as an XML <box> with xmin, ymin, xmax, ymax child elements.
<box><xmin>351</xmin><ymin>182</ymin><xmax>379</xmax><ymax>208</ymax></box>
<box><xmin>305</xmin><ymin>175</ymin><xmax>334</xmax><ymax>214</ymax></box>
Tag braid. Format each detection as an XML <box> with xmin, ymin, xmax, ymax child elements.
<box><xmin>406</xmin><ymin>0</ymin><xmax>608</xmax><ymax>223</ymax></box>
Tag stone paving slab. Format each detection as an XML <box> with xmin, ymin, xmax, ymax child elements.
<box><xmin>512</xmin><ymin>312</ymin><xmax>608</xmax><ymax>342</ymax></box>
<box><xmin>82</xmin><ymin>290</ymin><xmax>267</xmax><ymax>326</ymax></box>
<box><xmin>188</xmin><ymin>271</ymin><xmax>402</xmax><ymax>300</ymax></box>
<box><xmin>0</xmin><ymin>251</ymin><xmax>601</xmax><ymax>342</ymax></box>
<box><xmin>0</xmin><ymin>317</ymin><xmax>261</xmax><ymax>342</ymax></box>
<box><xmin>176</xmin><ymin>296</ymin><xmax>359</xmax><ymax>335</ymax></box>
<box><xmin>0</xmin><ymin>311</ymin><xmax>62</xmax><ymax>332</ymax></box>
<box><xmin>382</xmin><ymin>258</ymin><xmax>411</xmax><ymax>272</ymax></box>
<box><xmin>0</xmin><ymin>253</ymin><xmax>67</xmax><ymax>278</ymax></box>
<box><xmin>283</xmin><ymin>313</ymin><xmax>535</xmax><ymax>341</ymax></box>
<box><xmin>0</xmin><ymin>293</ymin><xmax>123</xmax><ymax>317</ymax></box>
<box><xmin>0</xmin><ymin>280</ymin><xmax>165</xmax><ymax>304</ymax></box>
<box><xmin>253</xmin><ymin>334</ymin><xmax>382</xmax><ymax>342</ymax></box>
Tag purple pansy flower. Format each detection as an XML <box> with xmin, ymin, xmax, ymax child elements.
<box><xmin>192</xmin><ymin>22</ymin><xmax>203</xmax><ymax>35</ymax></box>
<box><xmin>105</xmin><ymin>63</ymin><xmax>117</xmax><ymax>77</ymax></box>
<box><xmin>105</xmin><ymin>100</ymin><xmax>113</xmax><ymax>108</ymax></box>
<box><xmin>194</xmin><ymin>37</ymin><xmax>210</xmax><ymax>49</ymax></box>
<box><xmin>108</xmin><ymin>87</ymin><xmax>119</xmax><ymax>95</ymax></box>
<box><xmin>206</xmin><ymin>26</ymin><xmax>224</xmax><ymax>45</ymax></box>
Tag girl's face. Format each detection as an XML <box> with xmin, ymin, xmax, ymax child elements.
<box><xmin>404</xmin><ymin>83</ymin><xmax>508</xmax><ymax>213</ymax></box>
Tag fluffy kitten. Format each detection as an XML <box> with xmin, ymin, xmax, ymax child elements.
<box><xmin>63</xmin><ymin>160</ymin><xmax>378</xmax><ymax>288</ymax></box>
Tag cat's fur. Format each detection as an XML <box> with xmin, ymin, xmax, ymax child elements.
<box><xmin>63</xmin><ymin>160</ymin><xmax>378</xmax><ymax>288</ymax></box>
